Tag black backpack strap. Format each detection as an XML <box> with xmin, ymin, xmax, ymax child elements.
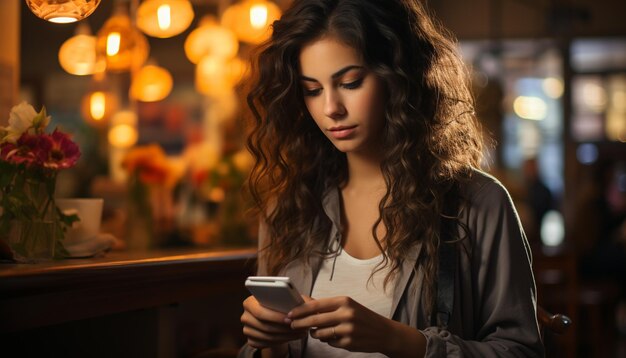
<box><xmin>435</xmin><ymin>237</ymin><xmax>456</xmax><ymax>328</ymax></box>
<box><xmin>434</xmin><ymin>190</ymin><xmax>459</xmax><ymax>329</ymax></box>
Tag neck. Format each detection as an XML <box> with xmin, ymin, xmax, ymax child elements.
<box><xmin>345</xmin><ymin>152</ymin><xmax>385</xmax><ymax>191</ymax></box>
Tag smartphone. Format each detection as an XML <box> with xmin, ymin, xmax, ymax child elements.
<box><xmin>245</xmin><ymin>276</ymin><xmax>305</xmax><ymax>313</ymax></box>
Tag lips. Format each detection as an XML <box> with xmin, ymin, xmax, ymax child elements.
<box><xmin>328</xmin><ymin>125</ymin><xmax>357</xmax><ymax>139</ymax></box>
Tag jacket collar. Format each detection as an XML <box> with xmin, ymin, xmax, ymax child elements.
<box><xmin>303</xmin><ymin>186</ymin><xmax>423</xmax><ymax>316</ymax></box>
<box><xmin>284</xmin><ymin>186</ymin><xmax>424</xmax><ymax>356</ymax></box>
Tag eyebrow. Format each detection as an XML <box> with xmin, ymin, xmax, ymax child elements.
<box><xmin>300</xmin><ymin>65</ymin><xmax>364</xmax><ymax>82</ymax></box>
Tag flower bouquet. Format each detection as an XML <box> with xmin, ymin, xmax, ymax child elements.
<box><xmin>122</xmin><ymin>144</ymin><xmax>184</xmax><ymax>250</ymax></box>
<box><xmin>0</xmin><ymin>102</ymin><xmax>80</xmax><ymax>262</ymax></box>
<box><xmin>187</xmin><ymin>147</ymin><xmax>255</xmax><ymax>247</ymax></box>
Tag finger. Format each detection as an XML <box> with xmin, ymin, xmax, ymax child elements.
<box><xmin>309</xmin><ymin>326</ymin><xmax>340</xmax><ymax>343</ymax></box>
<box><xmin>290</xmin><ymin>310</ymin><xmax>341</xmax><ymax>330</ymax></box>
<box><xmin>289</xmin><ymin>296</ymin><xmax>347</xmax><ymax>318</ymax></box>
<box><xmin>241</xmin><ymin>311</ymin><xmax>295</xmax><ymax>334</ymax></box>
<box><xmin>243</xmin><ymin>296</ymin><xmax>290</xmax><ymax>324</ymax></box>
<box><xmin>243</xmin><ymin>325</ymin><xmax>306</xmax><ymax>345</ymax></box>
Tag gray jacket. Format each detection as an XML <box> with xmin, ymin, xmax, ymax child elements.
<box><xmin>239</xmin><ymin>170</ymin><xmax>544</xmax><ymax>357</ymax></box>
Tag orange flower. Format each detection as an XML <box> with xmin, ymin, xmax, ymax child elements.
<box><xmin>122</xmin><ymin>144</ymin><xmax>183</xmax><ymax>188</ymax></box>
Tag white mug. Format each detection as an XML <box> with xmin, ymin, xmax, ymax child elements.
<box><xmin>56</xmin><ymin>198</ymin><xmax>104</xmax><ymax>244</ymax></box>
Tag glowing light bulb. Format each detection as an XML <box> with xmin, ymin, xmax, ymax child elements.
<box><xmin>108</xmin><ymin>111</ymin><xmax>139</xmax><ymax>148</ymax></box>
<box><xmin>250</xmin><ymin>4</ymin><xmax>268</xmax><ymax>29</ymax></box>
<box><xmin>107</xmin><ymin>32</ymin><xmax>121</xmax><ymax>56</ymax></box>
<box><xmin>137</xmin><ymin>0</ymin><xmax>194</xmax><ymax>38</ymax></box>
<box><xmin>221</xmin><ymin>0</ymin><xmax>281</xmax><ymax>44</ymax></box>
<box><xmin>109</xmin><ymin>124</ymin><xmax>138</xmax><ymax>148</ymax></box>
<box><xmin>90</xmin><ymin>92</ymin><xmax>106</xmax><ymax>121</ymax></box>
<box><xmin>157</xmin><ymin>4</ymin><xmax>172</xmax><ymax>30</ymax></box>
<box><xmin>542</xmin><ymin>77</ymin><xmax>564</xmax><ymax>99</ymax></box>
<box><xmin>513</xmin><ymin>96</ymin><xmax>547</xmax><ymax>120</ymax></box>
<box><xmin>50</xmin><ymin>17</ymin><xmax>78</xmax><ymax>24</ymax></box>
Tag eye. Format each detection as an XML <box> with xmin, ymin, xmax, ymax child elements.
<box><xmin>302</xmin><ymin>87</ymin><xmax>322</xmax><ymax>97</ymax></box>
<box><xmin>341</xmin><ymin>78</ymin><xmax>364</xmax><ymax>90</ymax></box>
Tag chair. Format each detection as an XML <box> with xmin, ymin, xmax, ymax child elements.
<box><xmin>537</xmin><ymin>305</ymin><xmax>573</xmax><ymax>357</ymax></box>
<box><xmin>538</xmin><ymin>305</ymin><xmax>572</xmax><ymax>335</ymax></box>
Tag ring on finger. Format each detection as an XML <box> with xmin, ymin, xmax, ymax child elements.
<box><xmin>332</xmin><ymin>326</ymin><xmax>337</xmax><ymax>340</ymax></box>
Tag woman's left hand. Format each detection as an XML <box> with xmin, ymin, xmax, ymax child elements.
<box><xmin>287</xmin><ymin>296</ymin><xmax>405</xmax><ymax>355</ymax></box>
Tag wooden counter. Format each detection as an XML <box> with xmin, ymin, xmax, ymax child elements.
<box><xmin>0</xmin><ymin>247</ymin><xmax>257</xmax><ymax>357</ymax></box>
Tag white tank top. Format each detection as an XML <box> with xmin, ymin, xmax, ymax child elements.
<box><xmin>305</xmin><ymin>248</ymin><xmax>394</xmax><ymax>357</ymax></box>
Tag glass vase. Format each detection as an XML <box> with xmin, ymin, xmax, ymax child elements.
<box><xmin>7</xmin><ymin>219</ymin><xmax>56</xmax><ymax>262</ymax></box>
<box><xmin>125</xmin><ymin>175</ymin><xmax>154</xmax><ymax>251</ymax></box>
<box><xmin>2</xmin><ymin>178</ymin><xmax>57</xmax><ymax>262</ymax></box>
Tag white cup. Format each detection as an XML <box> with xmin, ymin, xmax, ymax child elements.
<box><xmin>56</xmin><ymin>198</ymin><xmax>104</xmax><ymax>245</ymax></box>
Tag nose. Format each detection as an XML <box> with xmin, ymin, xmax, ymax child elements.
<box><xmin>323</xmin><ymin>89</ymin><xmax>346</xmax><ymax>119</ymax></box>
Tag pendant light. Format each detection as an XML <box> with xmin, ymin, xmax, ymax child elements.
<box><xmin>58</xmin><ymin>22</ymin><xmax>97</xmax><ymax>76</ymax></box>
<box><xmin>196</xmin><ymin>56</ymin><xmax>247</xmax><ymax>96</ymax></box>
<box><xmin>136</xmin><ymin>0</ymin><xmax>195</xmax><ymax>38</ymax></box>
<box><xmin>108</xmin><ymin>110</ymin><xmax>139</xmax><ymax>149</ymax></box>
<box><xmin>130</xmin><ymin>61</ymin><xmax>173</xmax><ymax>102</ymax></box>
<box><xmin>184</xmin><ymin>16</ymin><xmax>238</xmax><ymax>64</ymax></box>
<box><xmin>221</xmin><ymin>0</ymin><xmax>282</xmax><ymax>44</ymax></box>
<box><xmin>96</xmin><ymin>2</ymin><xmax>150</xmax><ymax>72</ymax></box>
<box><xmin>25</xmin><ymin>0</ymin><xmax>101</xmax><ymax>24</ymax></box>
<box><xmin>81</xmin><ymin>66</ymin><xmax>119</xmax><ymax>128</ymax></box>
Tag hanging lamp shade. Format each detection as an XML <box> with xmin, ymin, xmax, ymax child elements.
<box><xmin>196</xmin><ymin>56</ymin><xmax>247</xmax><ymax>96</ymax></box>
<box><xmin>221</xmin><ymin>0</ymin><xmax>281</xmax><ymax>44</ymax></box>
<box><xmin>196</xmin><ymin>56</ymin><xmax>230</xmax><ymax>96</ymax></box>
<box><xmin>96</xmin><ymin>3</ymin><xmax>150</xmax><ymax>72</ymax></box>
<box><xmin>184</xmin><ymin>16</ymin><xmax>238</xmax><ymax>64</ymax></box>
<box><xmin>136</xmin><ymin>0</ymin><xmax>195</xmax><ymax>38</ymax></box>
<box><xmin>108</xmin><ymin>110</ymin><xmax>139</xmax><ymax>149</ymax></box>
<box><xmin>130</xmin><ymin>63</ymin><xmax>173</xmax><ymax>102</ymax></box>
<box><xmin>25</xmin><ymin>0</ymin><xmax>101</xmax><ymax>24</ymax></box>
<box><xmin>58</xmin><ymin>22</ymin><xmax>97</xmax><ymax>75</ymax></box>
<box><xmin>81</xmin><ymin>70</ymin><xmax>119</xmax><ymax>128</ymax></box>
<box><xmin>81</xmin><ymin>89</ymin><xmax>119</xmax><ymax>128</ymax></box>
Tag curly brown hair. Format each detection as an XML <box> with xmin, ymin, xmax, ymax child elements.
<box><xmin>246</xmin><ymin>0</ymin><xmax>484</xmax><ymax>306</ymax></box>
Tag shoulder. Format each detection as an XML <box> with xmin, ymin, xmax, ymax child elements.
<box><xmin>455</xmin><ymin>168</ymin><xmax>524</xmax><ymax>240</ymax></box>
<box><xmin>458</xmin><ymin>168</ymin><xmax>515</xmax><ymax>212</ymax></box>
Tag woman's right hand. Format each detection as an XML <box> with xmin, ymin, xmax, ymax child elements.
<box><xmin>241</xmin><ymin>295</ymin><xmax>307</xmax><ymax>350</ymax></box>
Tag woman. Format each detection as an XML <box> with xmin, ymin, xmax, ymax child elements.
<box><xmin>240</xmin><ymin>0</ymin><xmax>543</xmax><ymax>357</ymax></box>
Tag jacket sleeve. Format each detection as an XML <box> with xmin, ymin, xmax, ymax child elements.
<box><xmin>421</xmin><ymin>178</ymin><xmax>544</xmax><ymax>357</ymax></box>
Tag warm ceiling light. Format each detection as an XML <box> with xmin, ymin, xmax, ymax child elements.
<box><xmin>196</xmin><ymin>56</ymin><xmax>247</xmax><ymax>96</ymax></box>
<box><xmin>81</xmin><ymin>73</ymin><xmax>119</xmax><ymax>128</ymax></box>
<box><xmin>221</xmin><ymin>0</ymin><xmax>282</xmax><ymax>44</ymax></box>
<box><xmin>96</xmin><ymin>3</ymin><xmax>150</xmax><ymax>72</ymax></box>
<box><xmin>25</xmin><ymin>0</ymin><xmax>101</xmax><ymax>23</ymax></box>
<box><xmin>137</xmin><ymin>0</ymin><xmax>194</xmax><ymax>38</ymax></box>
<box><xmin>106</xmin><ymin>32</ymin><xmax>122</xmax><ymax>56</ymax></box>
<box><xmin>81</xmin><ymin>90</ymin><xmax>119</xmax><ymax>128</ymax></box>
<box><xmin>513</xmin><ymin>96</ymin><xmax>548</xmax><ymax>120</ymax></box>
<box><xmin>130</xmin><ymin>63</ymin><xmax>173</xmax><ymax>102</ymax></box>
<box><xmin>58</xmin><ymin>22</ymin><xmax>96</xmax><ymax>75</ymax></box>
<box><xmin>249</xmin><ymin>4</ymin><xmax>268</xmax><ymax>29</ymax></box>
<box><xmin>542</xmin><ymin>77</ymin><xmax>564</xmax><ymax>99</ymax></box>
<box><xmin>90</xmin><ymin>92</ymin><xmax>106</xmax><ymax>120</ymax></box>
<box><xmin>108</xmin><ymin>111</ymin><xmax>139</xmax><ymax>148</ymax></box>
<box><xmin>158</xmin><ymin>5</ymin><xmax>171</xmax><ymax>30</ymax></box>
<box><xmin>184</xmin><ymin>16</ymin><xmax>238</xmax><ymax>64</ymax></box>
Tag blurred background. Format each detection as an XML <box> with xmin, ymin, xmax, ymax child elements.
<box><xmin>0</xmin><ymin>0</ymin><xmax>625</xmax><ymax>356</ymax></box>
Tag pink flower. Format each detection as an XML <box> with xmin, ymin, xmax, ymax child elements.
<box><xmin>0</xmin><ymin>133</ymin><xmax>43</xmax><ymax>167</ymax></box>
<box><xmin>0</xmin><ymin>130</ymin><xmax>80</xmax><ymax>169</ymax></box>
<box><xmin>43</xmin><ymin>130</ymin><xmax>81</xmax><ymax>169</ymax></box>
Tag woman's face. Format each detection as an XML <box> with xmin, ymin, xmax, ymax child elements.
<box><xmin>299</xmin><ymin>36</ymin><xmax>387</xmax><ymax>156</ymax></box>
